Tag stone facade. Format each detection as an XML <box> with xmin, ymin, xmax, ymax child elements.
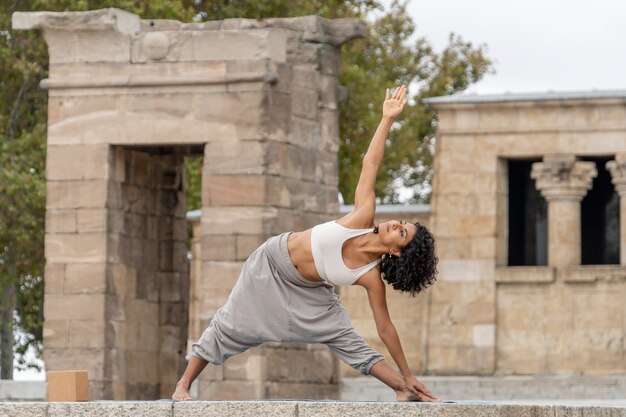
<box><xmin>13</xmin><ymin>8</ymin><xmax>365</xmax><ymax>400</ymax></box>
<box><xmin>425</xmin><ymin>92</ymin><xmax>626</xmax><ymax>376</ymax></box>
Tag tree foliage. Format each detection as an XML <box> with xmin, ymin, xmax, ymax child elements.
<box><xmin>0</xmin><ymin>0</ymin><xmax>491</xmax><ymax>375</ymax></box>
<box><xmin>339</xmin><ymin>1</ymin><xmax>491</xmax><ymax>203</ymax></box>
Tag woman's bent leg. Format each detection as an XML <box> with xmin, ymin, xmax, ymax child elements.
<box><xmin>172</xmin><ymin>356</ymin><xmax>208</xmax><ymax>400</ymax></box>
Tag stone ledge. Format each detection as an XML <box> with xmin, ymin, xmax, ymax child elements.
<box><xmin>495</xmin><ymin>267</ymin><xmax>555</xmax><ymax>283</ymax></box>
<box><xmin>40</xmin><ymin>71</ymin><xmax>277</xmax><ymax>90</ymax></box>
<box><xmin>12</xmin><ymin>8</ymin><xmax>139</xmax><ymax>34</ymax></box>
<box><xmin>558</xmin><ymin>265</ymin><xmax>626</xmax><ymax>283</ymax></box>
<box><xmin>1</xmin><ymin>401</ymin><xmax>625</xmax><ymax>417</ymax></box>
<box><xmin>0</xmin><ymin>381</ymin><xmax>46</xmax><ymax>402</ymax></box>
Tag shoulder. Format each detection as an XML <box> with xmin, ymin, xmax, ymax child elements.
<box><xmin>336</xmin><ymin>207</ymin><xmax>376</xmax><ymax>230</ymax></box>
<box><xmin>354</xmin><ymin>266</ymin><xmax>384</xmax><ymax>292</ymax></box>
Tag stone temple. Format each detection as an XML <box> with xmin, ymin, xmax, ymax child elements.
<box><xmin>12</xmin><ymin>7</ymin><xmax>626</xmax><ymax>402</ymax></box>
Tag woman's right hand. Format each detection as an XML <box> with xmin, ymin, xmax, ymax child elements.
<box><xmin>382</xmin><ymin>85</ymin><xmax>407</xmax><ymax>119</ymax></box>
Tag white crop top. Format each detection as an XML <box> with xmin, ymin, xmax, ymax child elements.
<box><xmin>310</xmin><ymin>220</ymin><xmax>382</xmax><ymax>286</ymax></box>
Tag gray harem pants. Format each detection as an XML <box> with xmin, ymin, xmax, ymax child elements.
<box><xmin>192</xmin><ymin>232</ymin><xmax>385</xmax><ymax>375</ymax></box>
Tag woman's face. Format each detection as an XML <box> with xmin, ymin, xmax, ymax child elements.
<box><xmin>379</xmin><ymin>220</ymin><xmax>417</xmax><ymax>254</ymax></box>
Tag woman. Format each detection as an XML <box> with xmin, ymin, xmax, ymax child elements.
<box><xmin>172</xmin><ymin>85</ymin><xmax>439</xmax><ymax>402</ymax></box>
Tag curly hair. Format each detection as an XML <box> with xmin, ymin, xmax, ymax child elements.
<box><xmin>376</xmin><ymin>222</ymin><xmax>438</xmax><ymax>296</ymax></box>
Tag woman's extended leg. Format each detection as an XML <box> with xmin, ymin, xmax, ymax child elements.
<box><xmin>172</xmin><ymin>356</ymin><xmax>209</xmax><ymax>400</ymax></box>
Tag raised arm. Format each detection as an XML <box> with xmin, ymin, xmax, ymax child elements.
<box><xmin>350</xmin><ymin>86</ymin><xmax>407</xmax><ymax>223</ymax></box>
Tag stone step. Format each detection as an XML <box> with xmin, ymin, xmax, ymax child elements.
<box><xmin>1</xmin><ymin>401</ymin><xmax>626</xmax><ymax>417</ymax></box>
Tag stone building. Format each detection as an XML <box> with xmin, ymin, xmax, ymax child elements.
<box><xmin>13</xmin><ymin>8</ymin><xmax>365</xmax><ymax>400</ymax></box>
<box><xmin>423</xmin><ymin>91</ymin><xmax>626</xmax><ymax>376</ymax></box>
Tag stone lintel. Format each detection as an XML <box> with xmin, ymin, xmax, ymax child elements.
<box><xmin>606</xmin><ymin>153</ymin><xmax>626</xmax><ymax>196</ymax></box>
<box><xmin>558</xmin><ymin>265</ymin><xmax>626</xmax><ymax>283</ymax></box>
<box><xmin>495</xmin><ymin>266</ymin><xmax>555</xmax><ymax>283</ymax></box>
<box><xmin>531</xmin><ymin>154</ymin><xmax>597</xmax><ymax>201</ymax></box>
<box><xmin>12</xmin><ymin>8</ymin><xmax>139</xmax><ymax>34</ymax></box>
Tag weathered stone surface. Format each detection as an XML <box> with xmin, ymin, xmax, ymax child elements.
<box><xmin>300</xmin><ymin>402</ymin><xmax>499</xmax><ymax>417</ymax></box>
<box><xmin>44</xmin><ymin>262</ymin><xmax>65</xmax><ymax>294</ymax></box>
<box><xmin>266</xmin><ymin>382</ymin><xmax>339</xmax><ymax>399</ymax></box>
<box><xmin>196</xmin><ymin>380</ymin><xmax>264</xmax><ymax>400</ymax></box>
<box><xmin>201</xmin><ymin>206</ymin><xmax>278</xmax><ymax>235</ymax></box>
<box><xmin>495</xmin><ymin>267</ymin><xmax>555</xmax><ymax>283</ymax></box>
<box><xmin>291</xmin><ymin>87</ymin><xmax>319</xmax><ymax>120</ymax></box>
<box><xmin>46</xmin><ymin>210</ymin><xmax>77</xmax><ymax>233</ymax></box>
<box><xmin>44</xmin><ymin>347</ymin><xmax>107</xmax><ymax>381</ymax></box>
<box><xmin>174</xmin><ymin>401</ymin><xmax>294</xmax><ymax>417</ymax></box>
<box><xmin>4</xmin><ymin>400</ymin><xmax>626</xmax><ymax>417</ymax></box>
<box><xmin>236</xmin><ymin>234</ymin><xmax>267</xmax><ymax>260</ymax></box>
<box><xmin>44</xmin><ymin>294</ymin><xmax>106</xmax><ymax>321</ymax></box>
<box><xmin>45</xmin><ymin>233</ymin><xmax>108</xmax><ymax>263</ymax></box>
<box><xmin>203</xmin><ymin>140</ymin><xmax>266</xmax><ymax>175</ymax></box>
<box><xmin>0</xmin><ymin>402</ymin><xmax>48</xmax><ymax>417</ymax></box>
<box><xmin>47</xmin><ymin>180</ymin><xmax>108</xmax><ymax>209</ymax></box>
<box><xmin>201</xmin><ymin>261</ymin><xmax>244</xmax><ymax>290</ymax></box>
<box><xmin>68</xmin><ymin>319</ymin><xmax>106</xmax><ymax>348</ymax></box>
<box><xmin>48</xmin><ymin>401</ymin><xmax>172</xmax><ymax>417</ymax></box>
<box><xmin>46</xmin><ymin>144</ymin><xmax>110</xmax><ymax>180</ymax></box>
<box><xmin>223</xmin><ymin>350</ymin><xmax>264</xmax><ymax>381</ymax></box>
<box><xmin>265</xmin><ymin>346</ymin><xmax>335</xmax><ymax>383</ymax></box>
<box><xmin>42</xmin><ymin>319</ymin><xmax>69</xmax><ymax>349</ymax></box>
<box><xmin>64</xmin><ymin>262</ymin><xmax>107</xmax><ymax>293</ymax></box>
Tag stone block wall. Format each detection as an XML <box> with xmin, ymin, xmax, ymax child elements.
<box><xmin>43</xmin><ymin>143</ymin><xmax>112</xmax><ymax>398</ymax></box>
<box><xmin>426</xmin><ymin>94</ymin><xmax>626</xmax><ymax>375</ymax></box>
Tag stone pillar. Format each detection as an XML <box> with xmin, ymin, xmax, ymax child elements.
<box><xmin>531</xmin><ymin>154</ymin><xmax>597</xmax><ymax>267</ymax></box>
<box><xmin>606</xmin><ymin>154</ymin><xmax>626</xmax><ymax>265</ymax></box>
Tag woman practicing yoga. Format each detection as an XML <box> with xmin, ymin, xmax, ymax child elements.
<box><xmin>172</xmin><ymin>85</ymin><xmax>439</xmax><ymax>402</ymax></box>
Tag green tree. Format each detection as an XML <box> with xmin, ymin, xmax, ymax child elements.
<box><xmin>338</xmin><ymin>1</ymin><xmax>491</xmax><ymax>204</ymax></box>
<box><xmin>0</xmin><ymin>0</ymin><xmax>197</xmax><ymax>379</ymax></box>
<box><xmin>0</xmin><ymin>0</ymin><xmax>49</xmax><ymax>378</ymax></box>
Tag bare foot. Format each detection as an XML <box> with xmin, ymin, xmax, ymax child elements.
<box><xmin>172</xmin><ymin>381</ymin><xmax>192</xmax><ymax>400</ymax></box>
<box><xmin>396</xmin><ymin>387</ymin><xmax>421</xmax><ymax>402</ymax></box>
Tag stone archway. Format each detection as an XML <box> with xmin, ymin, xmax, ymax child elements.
<box><xmin>13</xmin><ymin>8</ymin><xmax>365</xmax><ymax>400</ymax></box>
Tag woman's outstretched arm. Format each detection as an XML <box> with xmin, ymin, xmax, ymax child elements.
<box><xmin>352</xmin><ymin>86</ymin><xmax>407</xmax><ymax>211</ymax></box>
<box><xmin>358</xmin><ymin>270</ymin><xmax>439</xmax><ymax>401</ymax></box>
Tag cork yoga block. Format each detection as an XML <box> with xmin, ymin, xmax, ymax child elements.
<box><xmin>47</xmin><ymin>370</ymin><xmax>89</xmax><ymax>402</ymax></box>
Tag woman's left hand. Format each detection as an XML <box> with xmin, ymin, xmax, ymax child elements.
<box><xmin>405</xmin><ymin>374</ymin><xmax>440</xmax><ymax>402</ymax></box>
<box><xmin>383</xmin><ymin>85</ymin><xmax>407</xmax><ymax>119</ymax></box>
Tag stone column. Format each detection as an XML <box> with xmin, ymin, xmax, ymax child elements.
<box><xmin>606</xmin><ymin>154</ymin><xmax>626</xmax><ymax>265</ymax></box>
<box><xmin>531</xmin><ymin>154</ymin><xmax>597</xmax><ymax>267</ymax></box>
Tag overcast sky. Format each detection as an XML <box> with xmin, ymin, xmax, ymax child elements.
<box><xmin>403</xmin><ymin>0</ymin><xmax>626</xmax><ymax>95</ymax></box>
